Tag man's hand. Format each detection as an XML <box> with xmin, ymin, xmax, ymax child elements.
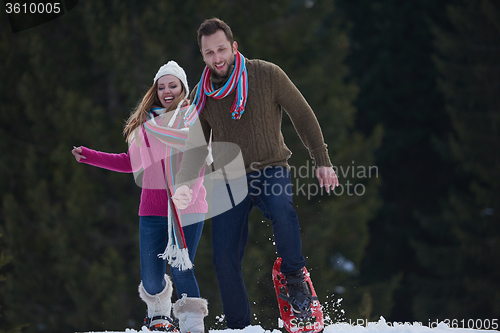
<box><xmin>315</xmin><ymin>166</ymin><xmax>339</xmax><ymax>193</ymax></box>
<box><xmin>172</xmin><ymin>185</ymin><xmax>193</xmax><ymax>209</ymax></box>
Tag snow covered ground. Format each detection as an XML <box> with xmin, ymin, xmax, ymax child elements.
<box><xmin>83</xmin><ymin>293</ymin><xmax>498</xmax><ymax>333</ymax></box>
<box><xmin>84</xmin><ymin>316</ymin><xmax>499</xmax><ymax>333</ymax></box>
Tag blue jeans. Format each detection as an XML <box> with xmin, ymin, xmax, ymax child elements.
<box><xmin>211</xmin><ymin>167</ymin><xmax>306</xmax><ymax>329</ymax></box>
<box><xmin>139</xmin><ymin>214</ymin><xmax>204</xmax><ymax>298</ymax></box>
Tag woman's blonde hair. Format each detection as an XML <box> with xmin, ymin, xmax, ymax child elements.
<box><xmin>123</xmin><ymin>81</ymin><xmax>185</xmax><ymax>143</ymax></box>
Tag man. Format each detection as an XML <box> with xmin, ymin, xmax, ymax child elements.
<box><xmin>173</xmin><ymin>18</ymin><xmax>339</xmax><ymax>329</ymax></box>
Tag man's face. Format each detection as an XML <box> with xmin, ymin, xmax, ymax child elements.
<box><xmin>200</xmin><ymin>29</ymin><xmax>238</xmax><ymax>78</ymax></box>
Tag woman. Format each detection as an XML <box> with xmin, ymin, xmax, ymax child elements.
<box><xmin>72</xmin><ymin>61</ymin><xmax>208</xmax><ymax>333</ymax></box>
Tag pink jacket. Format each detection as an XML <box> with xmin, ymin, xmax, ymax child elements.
<box><xmin>79</xmin><ymin>123</ymin><xmax>207</xmax><ymax>217</ymax></box>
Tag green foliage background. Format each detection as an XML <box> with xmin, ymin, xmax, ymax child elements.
<box><xmin>0</xmin><ymin>0</ymin><xmax>498</xmax><ymax>332</ymax></box>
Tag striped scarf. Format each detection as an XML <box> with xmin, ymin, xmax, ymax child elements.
<box><xmin>143</xmin><ymin>108</ymin><xmax>192</xmax><ymax>270</ymax></box>
<box><xmin>185</xmin><ymin>51</ymin><xmax>248</xmax><ymax>125</ymax></box>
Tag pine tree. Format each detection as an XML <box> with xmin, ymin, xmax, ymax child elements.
<box><xmin>412</xmin><ymin>0</ymin><xmax>500</xmax><ymax>321</ymax></box>
<box><xmin>1</xmin><ymin>1</ymin><xmax>381</xmax><ymax>330</ymax></box>
<box><xmin>0</xmin><ymin>16</ymin><xmax>133</xmax><ymax>333</ymax></box>
<box><xmin>0</xmin><ymin>234</ymin><xmax>28</xmax><ymax>333</ymax></box>
<box><xmin>334</xmin><ymin>0</ymin><xmax>458</xmax><ymax>320</ymax></box>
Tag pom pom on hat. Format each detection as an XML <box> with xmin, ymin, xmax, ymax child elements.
<box><xmin>153</xmin><ymin>61</ymin><xmax>189</xmax><ymax>98</ymax></box>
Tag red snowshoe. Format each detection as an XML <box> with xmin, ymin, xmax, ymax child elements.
<box><xmin>272</xmin><ymin>257</ymin><xmax>324</xmax><ymax>333</ymax></box>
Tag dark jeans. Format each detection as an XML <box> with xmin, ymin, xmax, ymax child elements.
<box><xmin>212</xmin><ymin>167</ymin><xmax>306</xmax><ymax>329</ymax></box>
<box><xmin>139</xmin><ymin>214</ymin><xmax>204</xmax><ymax>298</ymax></box>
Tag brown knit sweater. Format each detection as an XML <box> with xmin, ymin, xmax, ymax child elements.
<box><xmin>176</xmin><ymin>58</ymin><xmax>332</xmax><ymax>186</ymax></box>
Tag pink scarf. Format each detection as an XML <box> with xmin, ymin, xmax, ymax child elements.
<box><xmin>143</xmin><ymin>109</ymin><xmax>192</xmax><ymax>270</ymax></box>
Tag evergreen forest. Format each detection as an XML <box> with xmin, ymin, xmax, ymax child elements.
<box><xmin>0</xmin><ymin>1</ymin><xmax>498</xmax><ymax>332</ymax></box>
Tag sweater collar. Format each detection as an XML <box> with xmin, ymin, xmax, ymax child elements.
<box><xmin>150</xmin><ymin>107</ymin><xmax>166</xmax><ymax>116</ymax></box>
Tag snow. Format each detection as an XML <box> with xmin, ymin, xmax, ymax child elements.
<box><xmin>83</xmin><ymin>316</ymin><xmax>499</xmax><ymax>333</ymax></box>
<box><xmin>80</xmin><ymin>291</ymin><xmax>498</xmax><ymax>333</ymax></box>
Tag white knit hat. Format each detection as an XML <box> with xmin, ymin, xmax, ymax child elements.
<box><xmin>153</xmin><ymin>61</ymin><xmax>189</xmax><ymax>99</ymax></box>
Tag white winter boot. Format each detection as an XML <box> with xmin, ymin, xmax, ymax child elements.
<box><xmin>139</xmin><ymin>274</ymin><xmax>178</xmax><ymax>331</ymax></box>
<box><xmin>173</xmin><ymin>294</ymin><xmax>208</xmax><ymax>333</ymax></box>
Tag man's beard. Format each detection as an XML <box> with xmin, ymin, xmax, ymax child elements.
<box><xmin>210</xmin><ymin>56</ymin><xmax>235</xmax><ymax>79</ymax></box>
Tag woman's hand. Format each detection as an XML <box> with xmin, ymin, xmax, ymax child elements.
<box><xmin>71</xmin><ymin>146</ymin><xmax>86</xmax><ymax>161</ymax></box>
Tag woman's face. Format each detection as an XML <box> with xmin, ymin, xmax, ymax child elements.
<box><xmin>157</xmin><ymin>75</ymin><xmax>183</xmax><ymax>108</ymax></box>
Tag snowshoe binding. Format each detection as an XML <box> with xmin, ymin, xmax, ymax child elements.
<box><xmin>272</xmin><ymin>257</ymin><xmax>324</xmax><ymax>333</ymax></box>
<box><xmin>144</xmin><ymin>315</ymin><xmax>179</xmax><ymax>332</ymax></box>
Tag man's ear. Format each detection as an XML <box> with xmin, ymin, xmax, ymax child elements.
<box><xmin>232</xmin><ymin>41</ymin><xmax>238</xmax><ymax>54</ymax></box>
